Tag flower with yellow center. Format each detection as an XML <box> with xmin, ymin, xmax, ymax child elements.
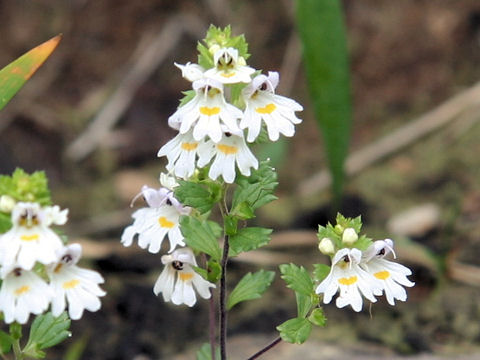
<box><xmin>169</xmin><ymin>78</ymin><xmax>242</xmax><ymax>143</ymax></box>
<box><xmin>121</xmin><ymin>186</ymin><xmax>191</xmax><ymax>253</ymax></box>
<box><xmin>241</xmin><ymin>71</ymin><xmax>303</xmax><ymax>142</ymax></box>
<box><xmin>0</xmin><ymin>267</ymin><xmax>52</xmax><ymax>324</ymax></box>
<box><xmin>361</xmin><ymin>239</ymin><xmax>415</xmax><ymax>306</ymax></box>
<box><xmin>204</xmin><ymin>47</ymin><xmax>255</xmax><ymax>84</ymax></box>
<box><xmin>48</xmin><ymin>244</ymin><xmax>106</xmax><ymax>320</ymax></box>
<box><xmin>154</xmin><ymin>247</ymin><xmax>215</xmax><ymax>307</ymax></box>
<box><xmin>197</xmin><ymin>128</ymin><xmax>258</xmax><ymax>184</ymax></box>
<box><xmin>316</xmin><ymin>248</ymin><xmax>382</xmax><ymax>312</ymax></box>
<box><xmin>0</xmin><ymin>202</ymin><xmax>66</xmax><ymax>274</ymax></box>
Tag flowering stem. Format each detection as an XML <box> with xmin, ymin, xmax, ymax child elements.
<box><xmin>219</xmin><ymin>234</ymin><xmax>230</xmax><ymax>360</ymax></box>
<box><xmin>209</xmin><ymin>289</ymin><xmax>216</xmax><ymax>360</ymax></box>
<box><xmin>12</xmin><ymin>339</ymin><xmax>23</xmax><ymax>360</ymax></box>
<box><xmin>246</xmin><ymin>336</ymin><xmax>282</xmax><ymax>360</ymax></box>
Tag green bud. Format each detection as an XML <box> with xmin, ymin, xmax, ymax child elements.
<box><xmin>318</xmin><ymin>237</ymin><xmax>334</xmax><ymax>255</ymax></box>
<box><xmin>0</xmin><ymin>195</ymin><xmax>16</xmax><ymax>213</ymax></box>
<box><xmin>334</xmin><ymin>224</ymin><xmax>344</xmax><ymax>235</ymax></box>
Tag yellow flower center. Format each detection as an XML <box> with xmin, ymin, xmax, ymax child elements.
<box><xmin>181</xmin><ymin>142</ymin><xmax>198</xmax><ymax>151</ymax></box>
<box><xmin>14</xmin><ymin>285</ymin><xmax>30</xmax><ymax>296</ymax></box>
<box><xmin>255</xmin><ymin>103</ymin><xmax>276</xmax><ymax>114</ymax></box>
<box><xmin>63</xmin><ymin>279</ymin><xmax>80</xmax><ymax>289</ymax></box>
<box><xmin>179</xmin><ymin>272</ymin><xmax>194</xmax><ymax>281</ymax></box>
<box><xmin>217</xmin><ymin>144</ymin><xmax>238</xmax><ymax>155</ymax></box>
<box><xmin>338</xmin><ymin>276</ymin><xmax>358</xmax><ymax>286</ymax></box>
<box><xmin>374</xmin><ymin>270</ymin><xmax>390</xmax><ymax>280</ymax></box>
<box><xmin>220</xmin><ymin>71</ymin><xmax>236</xmax><ymax>78</ymax></box>
<box><xmin>54</xmin><ymin>263</ymin><xmax>63</xmax><ymax>273</ymax></box>
<box><xmin>20</xmin><ymin>234</ymin><xmax>39</xmax><ymax>241</ymax></box>
<box><xmin>158</xmin><ymin>216</ymin><xmax>175</xmax><ymax>229</ymax></box>
<box><xmin>199</xmin><ymin>106</ymin><xmax>221</xmax><ymax>116</ymax></box>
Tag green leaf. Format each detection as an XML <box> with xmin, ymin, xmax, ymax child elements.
<box><xmin>276</xmin><ymin>317</ymin><xmax>312</xmax><ymax>344</ymax></box>
<box><xmin>196</xmin><ymin>343</ymin><xmax>220</xmax><ymax>360</ymax></box>
<box><xmin>230</xmin><ymin>201</ymin><xmax>255</xmax><ymax>220</ymax></box>
<box><xmin>224</xmin><ymin>215</ymin><xmax>238</xmax><ymax>236</ymax></box>
<box><xmin>0</xmin><ymin>35</ymin><xmax>61</xmax><ymax>111</ymax></box>
<box><xmin>174</xmin><ymin>180</ymin><xmax>221</xmax><ymax>214</ymax></box>
<box><xmin>24</xmin><ymin>312</ymin><xmax>71</xmax><ymax>358</ymax></box>
<box><xmin>295</xmin><ymin>292</ymin><xmax>313</xmax><ymax>318</ymax></box>
<box><xmin>336</xmin><ymin>213</ymin><xmax>362</xmax><ymax>233</ymax></box>
<box><xmin>229</xmin><ymin>227</ymin><xmax>272</xmax><ymax>257</ymax></box>
<box><xmin>0</xmin><ymin>168</ymin><xmax>51</xmax><ymax>205</ymax></box>
<box><xmin>312</xmin><ymin>264</ymin><xmax>330</xmax><ymax>282</ymax></box>
<box><xmin>227</xmin><ymin>270</ymin><xmax>275</xmax><ymax>310</ymax></box>
<box><xmin>279</xmin><ymin>263</ymin><xmax>314</xmax><ymax>296</ymax></box>
<box><xmin>296</xmin><ymin>0</ymin><xmax>352</xmax><ymax>202</ymax></box>
<box><xmin>179</xmin><ymin>216</ymin><xmax>222</xmax><ymax>260</ymax></box>
<box><xmin>232</xmin><ymin>160</ymin><xmax>278</xmax><ymax>212</ymax></box>
<box><xmin>0</xmin><ymin>330</ymin><xmax>13</xmax><ymax>355</ymax></box>
<box><xmin>308</xmin><ymin>308</ymin><xmax>327</xmax><ymax>327</ymax></box>
<box><xmin>0</xmin><ymin>213</ymin><xmax>12</xmax><ymax>234</ymax></box>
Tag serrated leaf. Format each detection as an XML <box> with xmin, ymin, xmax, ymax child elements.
<box><xmin>0</xmin><ymin>168</ymin><xmax>51</xmax><ymax>205</ymax></box>
<box><xmin>229</xmin><ymin>227</ymin><xmax>272</xmax><ymax>257</ymax></box>
<box><xmin>354</xmin><ymin>234</ymin><xmax>373</xmax><ymax>251</ymax></box>
<box><xmin>174</xmin><ymin>180</ymin><xmax>220</xmax><ymax>214</ymax></box>
<box><xmin>279</xmin><ymin>263</ymin><xmax>314</xmax><ymax>296</ymax></box>
<box><xmin>308</xmin><ymin>308</ymin><xmax>327</xmax><ymax>327</ymax></box>
<box><xmin>232</xmin><ymin>160</ymin><xmax>278</xmax><ymax>212</ymax></box>
<box><xmin>196</xmin><ymin>343</ymin><xmax>220</xmax><ymax>360</ymax></box>
<box><xmin>227</xmin><ymin>270</ymin><xmax>275</xmax><ymax>310</ymax></box>
<box><xmin>0</xmin><ymin>330</ymin><xmax>12</xmax><ymax>355</ymax></box>
<box><xmin>0</xmin><ymin>35</ymin><xmax>61</xmax><ymax>111</ymax></box>
<box><xmin>312</xmin><ymin>264</ymin><xmax>330</xmax><ymax>282</ymax></box>
<box><xmin>180</xmin><ymin>216</ymin><xmax>222</xmax><ymax>260</ymax></box>
<box><xmin>24</xmin><ymin>312</ymin><xmax>71</xmax><ymax>357</ymax></box>
<box><xmin>230</xmin><ymin>201</ymin><xmax>255</xmax><ymax>220</ymax></box>
<box><xmin>276</xmin><ymin>317</ymin><xmax>312</xmax><ymax>344</ymax></box>
<box><xmin>336</xmin><ymin>213</ymin><xmax>362</xmax><ymax>233</ymax></box>
<box><xmin>296</xmin><ymin>0</ymin><xmax>352</xmax><ymax>202</ymax></box>
<box><xmin>295</xmin><ymin>292</ymin><xmax>313</xmax><ymax>318</ymax></box>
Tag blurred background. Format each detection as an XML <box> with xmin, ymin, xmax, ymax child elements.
<box><xmin>1</xmin><ymin>0</ymin><xmax>480</xmax><ymax>359</ymax></box>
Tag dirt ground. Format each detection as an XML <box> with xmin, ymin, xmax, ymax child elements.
<box><xmin>1</xmin><ymin>1</ymin><xmax>480</xmax><ymax>359</ymax></box>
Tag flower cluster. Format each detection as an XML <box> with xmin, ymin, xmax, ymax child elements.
<box><xmin>316</xmin><ymin>224</ymin><xmax>415</xmax><ymax>312</ymax></box>
<box><xmin>0</xmin><ymin>201</ymin><xmax>105</xmax><ymax>323</ymax></box>
<box><xmin>122</xmin><ymin>26</ymin><xmax>304</xmax><ymax>307</ymax></box>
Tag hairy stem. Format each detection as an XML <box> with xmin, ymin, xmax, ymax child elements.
<box><xmin>209</xmin><ymin>289</ymin><xmax>216</xmax><ymax>360</ymax></box>
<box><xmin>12</xmin><ymin>339</ymin><xmax>23</xmax><ymax>360</ymax></box>
<box><xmin>246</xmin><ymin>336</ymin><xmax>282</xmax><ymax>360</ymax></box>
<box><xmin>219</xmin><ymin>234</ymin><xmax>230</xmax><ymax>360</ymax></box>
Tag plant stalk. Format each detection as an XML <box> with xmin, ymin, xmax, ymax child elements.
<box><xmin>246</xmin><ymin>336</ymin><xmax>282</xmax><ymax>360</ymax></box>
<box><xmin>219</xmin><ymin>234</ymin><xmax>230</xmax><ymax>360</ymax></box>
<box><xmin>209</xmin><ymin>289</ymin><xmax>216</xmax><ymax>360</ymax></box>
<box><xmin>12</xmin><ymin>339</ymin><xmax>23</xmax><ymax>360</ymax></box>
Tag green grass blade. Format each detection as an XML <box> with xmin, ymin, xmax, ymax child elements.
<box><xmin>296</xmin><ymin>0</ymin><xmax>352</xmax><ymax>202</ymax></box>
<box><xmin>0</xmin><ymin>34</ymin><xmax>62</xmax><ymax>111</ymax></box>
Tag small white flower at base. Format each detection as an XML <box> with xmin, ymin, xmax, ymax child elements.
<box><xmin>121</xmin><ymin>186</ymin><xmax>190</xmax><ymax>253</ymax></box>
<box><xmin>154</xmin><ymin>247</ymin><xmax>215</xmax><ymax>307</ymax></box>
<box><xmin>316</xmin><ymin>248</ymin><xmax>382</xmax><ymax>312</ymax></box>
<box><xmin>0</xmin><ymin>268</ymin><xmax>53</xmax><ymax>324</ymax></box>
<box><xmin>241</xmin><ymin>72</ymin><xmax>303</xmax><ymax>143</ymax></box>
<box><xmin>48</xmin><ymin>244</ymin><xmax>106</xmax><ymax>320</ymax></box>
<box><xmin>0</xmin><ymin>202</ymin><xmax>65</xmax><ymax>274</ymax></box>
<box><xmin>204</xmin><ymin>47</ymin><xmax>255</xmax><ymax>84</ymax></box>
<box><xmin>361</xmin><ymin>239</ymin><xmax>415</xmax><ymax>306</ymax></box>
<box><xmin>197</xmin><ymin>128</ymin><xmax>259</xmax><ymax>184</ymax></box>
<box><xmin>342</xmin><ymin>228</ymin><xmax>358</xmax><ymax>245</ymax></box>
<box><xmin>174</xmin><ymin>62</ymin><xmax>205</xmax><ymax>82</ymax></box>
<box><xmin>318</xmin><ymin>237</ymin><xmax>335</xmax><ymax>255</ymax></box>
<box><xmin>169</xmin><ymin>78</ymin><xmax>242</xmax><ymax>143</ymax></box>
<box><xmin>157</xmin><ymin>130</ymin><xmax>213</xmax><ymax>180</ymax></box>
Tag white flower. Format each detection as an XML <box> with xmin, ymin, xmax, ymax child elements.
<box><xmin>342</xmin><ymin>228</ymin><xmax>358</xmax><ymax>245</ymax></box>
<box><xmin>0</xmin><ymin>267</ymin><xmax>53</xmax><ymax>324</ymax></box>
<box><xmin>204</xmin><ymin>47</ymin><xmax>255</xmax><ymax>84</ymax></box>
<box><xmin>0</xmin><ymin>202</ymin><xmax>65</xmax><ymax>273</ymax></box>
<box><xmin>240</xmin><ymin>72</ymin><xmax>303</xmax><ymax>142</ymax></box>
<box><xmin>361</xmin><ymin>239</ymin><xmax>415</xmax><ymax>305</ymax></box>
<box><xmin>159</xmin><ymin>172</ymin><xmax>179</xmax><ymax>191</ymax></box>
<box><xmin>174</xmin><ymin>62</ymin><xmax>205</xmax><ymax>82</ymax></box>
<box><xmin>197</xmin><ymin>128</ymin><xmax>258</xmax><ymax>184</ymax></box>
<box><xmin>316</xmin><ymin>248</ymin><xmax>382</xmax><ymax>312</ymax></box>
<box><xmin>121</xmin><ymin>186</ymin><xmax>190</xmax><ymax>253</ymax></box>
<box><xmin>48</xmin><ymin>244</ymin><xmax>106</xmax><ymax>320</ymax></box>
<box><xmin>157</xmin><ymin>130</ymin><xmax>213</xmax><ymax>180</ymax></box>
<box><xmin>153</xmin><ymin>247</ymin><xmax>215</xmax><ymax>307</ymax></box>
<box><xmin>169</xmin><ymin>78</ymin><xmax>242</xmax><ymax>143</ymax></box>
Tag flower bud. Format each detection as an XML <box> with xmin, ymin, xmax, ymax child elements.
<box><xmin>0</xmin><ymin>195</ymin><xmax>16</xmax><ymax>213</ymax></box>
<box><xmin>318</xmin><ymin>237</ymin><xmax>335</xmax><ymax>255</ymax></box>
<box><xmin>342</xmin><ymin>228</ymin><xmax>358</xmax><ymax>245</ymax></box>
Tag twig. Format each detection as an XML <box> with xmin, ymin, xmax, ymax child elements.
<box><xmin>246</xmin><ymin>336</ymin><xmax>282</xmax><ymax>360</ymax></box>
<box><xmin>65</xmin><ymin>14</ymin><xmax>206</xmax><ymax>161</ymax></box>
<box><xmin>298</xmin><ymin>81</ymin><xmax>480</xmax><ymax>196</ymax></box>
<box><xmin>219</xmin><ymin>234</ymin><xmax>230</xmax><ymax>360</ymax></box>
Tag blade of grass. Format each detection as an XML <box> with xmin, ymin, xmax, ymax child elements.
<box><xmin>0</xmin><ymin>34</ymin><xmax>62</xmax><ymax>111</ymax></box>
<box><xmin>296</xmin><ymin>0</ymin><xmax>352</xmax><ymax>205</ymax></box>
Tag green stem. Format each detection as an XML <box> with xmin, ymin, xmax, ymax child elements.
<box><xmin>12</xmin><ymin>339</ymin><xmax>23</xmax><ymax>360</ymax></box>
<box><xmin>219</xmin><ymin>234</ymin><xmax>229</xmax><ymax>360</ymax></box>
